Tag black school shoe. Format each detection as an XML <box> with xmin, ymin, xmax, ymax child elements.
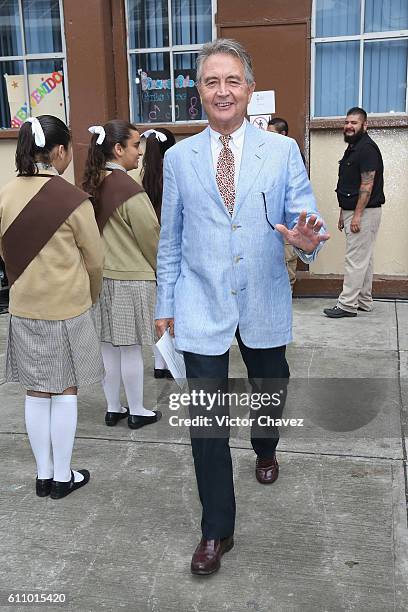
<box><xmin>36</xmin><ymin>477</ymin><xmax>53</xmax><ymax>497</ymax></box>
<box><xmin>50</xmin><ymin>469</ymin><xmax>90</xmax><ymax>500</ymax></box>
<box><xmin>128</xmin><ymin>410</ymin><xmax>162</xmax><ymax>430</ymax></box>
<box><xmin>154</xmin><ymin>368</ymin><xmax>173</xmax><ymax>379</ymax></box>
<box><xmin>105</xmin><ymin>407</ymin><xmax>129</xmax><ymax>426</ymax></box>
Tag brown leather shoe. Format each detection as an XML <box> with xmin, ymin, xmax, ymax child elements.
<box><xmin>256</xmin><ymin>454</ymin><xmax>279</xmax><ymax>484</ymax></box>
<box><xmin>190</xmin><ymin>536</ymin><xmax>234</xmax><ymax>575</ymax></box>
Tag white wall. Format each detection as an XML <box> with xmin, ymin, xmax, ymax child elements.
<box><xmin>309</xmin><ymin>128</ymin><xmax>408</xmax><ymax>276</ymax></box>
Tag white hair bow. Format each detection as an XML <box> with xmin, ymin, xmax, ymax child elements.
<box><xmin>26</xmin><ymin>117</ymin><xmax>46</xmax><ymax>148</ymax></box>
<box><xmin>141</xmin><ymin>129</ymin><xmax>167</xmax><ymax>142</ymax></box>
<box><xmin>88</xmin><ymin>125</ymin><xmax>106</xmax><ymax>145</ymax></box>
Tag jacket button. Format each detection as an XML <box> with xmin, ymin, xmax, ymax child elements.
<box><xmin>232</xmin><ymin>225</ymin><xmax>237</xmax><ymax>230</ymax></box>
<box><xmin>234</xmin><ymin>256</ymin><xmax>241</xmax><ymax>263</ymax></box>
<box><xmin>347</xmin><ymin>193</ymin><xmax>351</xmax><ymax>196</ymax></box>
<box><xmin>231</xmin><ymin>290</ymin><xmax>237</xmax><ymax>295</ymax></box>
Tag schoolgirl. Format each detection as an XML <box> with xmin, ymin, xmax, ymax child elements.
<box><xmin>0</xmin><ymin>115</ymin><xmax>104</xmax><ymax>499</ymax></box>
<box><xmin>140</xmin><ymin>127</ymin><xmax>176</xmax><ymax>379</ymax></box>
<box><xmin>82</xmin><ymin>120</ymin><xmax>161</xmax><ymax>429</ymax></box>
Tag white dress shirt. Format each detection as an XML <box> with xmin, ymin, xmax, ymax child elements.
<box><xmin>209</xmin><ymin>119</ymin><xmax>247</xmax><ymax>189</ymax></box>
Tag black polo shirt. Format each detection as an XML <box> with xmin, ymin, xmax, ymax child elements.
<box><xmin>336</xmin><ymin>132</ymin><xmax>385</xmax><ymax>210</ymax></box>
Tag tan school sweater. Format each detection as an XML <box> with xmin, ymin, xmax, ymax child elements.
<box><xmin>0</xmin><ymin>172</ymin><xmax>103</xmax><ymax>320</ymax></box>
<box><xmin>101</xmin><ymin>173</ymin><xmax>160</xmax><ymax>280</ymax></box>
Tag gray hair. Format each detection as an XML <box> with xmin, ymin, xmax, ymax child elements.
<box><xmin>196</xmin><ymin>38</ymin><xmax>255</xmax><ymax>85</ymax></box>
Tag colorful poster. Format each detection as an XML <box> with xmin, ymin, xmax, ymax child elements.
<box><xmin>139</xmin><ymin>70</ymin><xmax>202</xmax><ymax>123</ymax></box>
<box><xmin>4</xmin><ymin>71</ymin><xmax>65</xmax><ymax>128</ymax></box>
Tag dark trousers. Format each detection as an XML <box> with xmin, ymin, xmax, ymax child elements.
<box><xmin>183</xmin><ymin>329</ymin><xmax>290</xmax><ymax>539</ymax></box>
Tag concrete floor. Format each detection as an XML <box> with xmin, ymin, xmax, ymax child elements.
<box><xmin>0</xmin><ymin>298</ymin><xmax>407</xmax><ymax>611</ymax></box>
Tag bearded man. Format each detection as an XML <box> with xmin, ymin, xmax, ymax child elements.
<box><xmin>324</xmin><ymin>107</ymin><xmax>385</xmax><ymax>318</ymax></box>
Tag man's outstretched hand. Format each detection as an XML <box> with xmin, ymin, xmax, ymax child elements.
<box><xmin>275</xmin><ymin>211</ymin><xmax>330</xmax><ymax>253</ymax></box>
<box><xmin>155</xmin><ymin>318</ymin><xmax>174</xmax><ymax>338</ymax></box>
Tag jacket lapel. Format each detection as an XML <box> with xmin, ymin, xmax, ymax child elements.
<box><xmin>191</xmin><ymin>128</ymin><xmax>231</xmax><ymax>217</ymax></box>
<box><xmin>233</xmin><ymin>124</ymin><xmax>268</xmax><ymax>218</ymax></box>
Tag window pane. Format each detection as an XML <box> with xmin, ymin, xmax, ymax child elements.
<box><xmin>173</xmin><ymin>53</ymin><xmax>205</xmax><ymax>120</ymax></box>
<box><xmin>363</xmin><ymin>39</ymin><xmax>408</xmax><ymax>112</ymax></box>
<box><xmin>172</xmin><ymin>0</ymin><xmax>212</xmax><ymax>45</ymax></box>
<box><xmin>127</xmin><ymin>0</ymin><xmax>169</xmax><ymax>49</ymax></box>
<box><xmin>315</xmin><ymin>42</ymin><xmax>359</xmax><ymax>117</ymax></box>
<box><xmin>315</xmin><ymin>0</ymin><xmax>361</xmax><ymax>37</ymax></box>
<box><xmin>22</xmin><ymin>0</ymin><xmax>62</xmax><ymax>54</ymax></box>
<box><xmin>130</xmin><ymin>52</ymin><xmax>171</xmax><ymax>122</ymax></box>
<box><xmin>1</xmin><ymin>60</ymin><xmax>24</xmax><ymax>128</ymax></box>
<box><xmin>365</xmin><ymin>0</ymin><xmax>408</xmax><ymax>33</ymax></box>
<box><xmin>0</xmin><ymin>0</ymin><xmax>22</xmax><ymax>56</ymax></box>
<box><xmin>27</xmin><ymin>59</ymin><xmax>66</xmax><ymax>122</ymax></box>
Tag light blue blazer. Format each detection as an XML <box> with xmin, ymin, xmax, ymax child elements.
<box><xmin>156</xmin><ymin>121</ymin><xmax>324</xmax><ymax>355</ymax></box>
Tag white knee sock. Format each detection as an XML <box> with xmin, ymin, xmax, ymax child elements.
<box><xmin>120</xmin><ymin>345</ymin><xmax>155</xmax><ymax>417</ymax></box>
<box><xmin>24</xmin><ymin>396</ymin><xmax>53</xmax><ymax>479</ymax></box>
<box><xmin>101</xmin><ymin>342</ymin><xmax>126</xmax><ymax>414</ymax></box>
<box><xmin>50</xmin><ymin>395</ymin><xmax>83</xmax><ymax>483</ymax></box>
<box><xmin>153</xmin><ymin>345</ymin><xmax>168</xmax><ymax>370</ymax></box>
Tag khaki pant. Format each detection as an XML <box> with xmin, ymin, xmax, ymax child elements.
<box><xmin>338</xmin><ymin>207</ymin><xmax>382</xmax><ymax>313</ymax></box>
<box><xmin>285</xmin><ymin>243</ymin><xmax>297</xmax><ymax>291</ymax></box>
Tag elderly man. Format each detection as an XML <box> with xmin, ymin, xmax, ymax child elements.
<box><xmin>155</xmin><ymin>39</ymin><xmax>329</xmax><ymax>575</ymax></box>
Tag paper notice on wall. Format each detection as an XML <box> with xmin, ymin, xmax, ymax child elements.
<box><xmin>247</xmin><ymin>90</ymin><xmax>275</xmax><ymax>115</ymax></box>
<box><xmin>249</xmin><ymin>115</ymin><xmax>271</xmax><ymax>130</ymax></box>
<box><xmin>4</xmin><ymin>71</ymin><xmax>65</xmax><ymax>128</ymax></box>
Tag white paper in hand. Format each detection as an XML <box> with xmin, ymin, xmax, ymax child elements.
<box><xmin>155</xmin><ymin>330</ymin><xmax>186</xmax><ymax>388</ymax></box>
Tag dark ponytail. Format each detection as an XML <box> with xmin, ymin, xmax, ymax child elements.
<box><xmin>15</xmin><ymin>115</ymin><xmax>71</xmax><ymax>176</ymax></box>
<box><xmin>141</xmin><ymin>128</ymin><xmax>176</xmax><ymax>222</ymax></box>
<box><xmin>82</xmin><ymin>119</ymin><xmax>137</xmax><ymax>198</ymax></box>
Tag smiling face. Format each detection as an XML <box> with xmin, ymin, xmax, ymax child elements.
<box><xmin>343</xmin><ymin>113</ymin><xmax>367</xmax><ymax>143</ymax></box>
<box><xmin>112</xmin><ymin>129</ymin><xmax>142</xmax><ymax>171</ymax></box>
<box><xmin>197</xmin><ymin>53</ymin><xmax>255</xmax><ymax>135</ymax></box>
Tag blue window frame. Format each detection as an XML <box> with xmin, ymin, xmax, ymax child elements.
<box><xmin>312</xmin><ymin>0</ymin><xmax>408</xmax><ymax>117</ymax></box>
<box><xmin>0</xmin><ymin>0</ymin><xmax>68</xmax><ymax>129</ymax></box>
<box><xmin>126</xmin><ymin>0</ymin><xmax>215</xmax><ymax>124</ymax></box>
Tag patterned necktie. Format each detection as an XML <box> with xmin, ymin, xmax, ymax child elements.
<box><xmin>216</xmin><ymin>135</ymin><xmax>235</xmax><ymax>215</ymax></box>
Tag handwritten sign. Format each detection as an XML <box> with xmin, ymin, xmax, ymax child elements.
<box><xmin>138</xmin><ymin>69</ymin><xmax>202</xmax><ymax>122</ymax></box>
<box><xmin>4</xmin><ymin>71</ymin><xmax>65</xmax><ymax>127</ymax></box>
